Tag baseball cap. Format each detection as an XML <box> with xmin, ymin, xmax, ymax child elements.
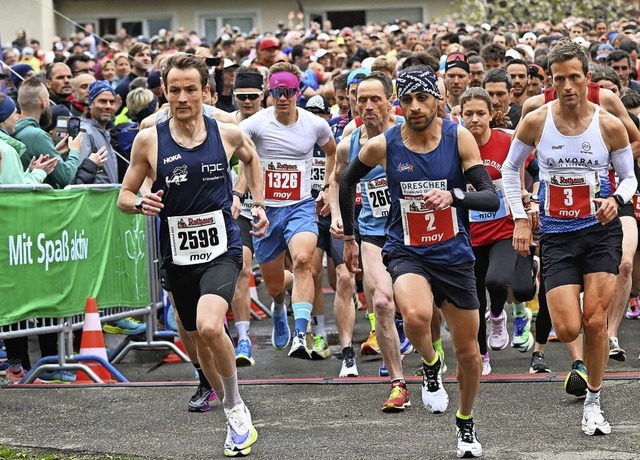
<box><xmin>317</xmin><ymin>33</ymin><xmax>330</xmax><ymax>41</ymax></box>
<box><xmin>505</xmin><ymin>49</ymin><xmax>522</xmax><ymax>61</ymax></box>
<box><xmin>314</xmin><ymin>49</ymin><xmax>332</xmax><ymax>61</ymax></box>
<box><xmin>259</xmin><ymin>38</ymin><xmax>280</xmax><ymax>51</ymax></box>
<box><xmin>347</xmin><ymin>68</ymin><xmax>371</xmax><ymax>87</ymax></box>
<box><xmin>22</xmin><ymin>47</ymin><xmax>34</xmax><ymax>56</ymax></box>
<box><xmin>224</xmin><ymin>59</ymin><xmax>240</xmax><ymax>69</ymax></box>
<box><xmin>527</xmin><ymin>63</ymin><xmax>545</xmax><ymax>80</ymax></box>
<box><xmin>522</xmin><ymin>32</ymin><xmax>537</xmax><ymax>42</ymax></box>
<box><xmin>305</xmin><ymin>95</ymin><xmax>330</xmax><ymax>114</ymax></box>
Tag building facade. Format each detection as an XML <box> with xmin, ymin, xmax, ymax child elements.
<box><xmin>1</xmin><ymin>0</ymin><xmax>451</xmax><ymax>49</ymax></box>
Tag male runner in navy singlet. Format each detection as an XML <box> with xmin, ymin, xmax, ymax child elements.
<box><xmin>117</xmin><ymin>53</ymin><xmax>268</xmax><ymax>458</ymax></box>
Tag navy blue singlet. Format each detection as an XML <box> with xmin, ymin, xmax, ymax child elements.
<box><xmin>382</xmin><ymin>119</ymin><xmax>475</xmax><ymax>266</ymax></box>
<box><xmin>153</xmin><ymin>116</ymin><xmax>241</xmax><ymax>267</ymax></box>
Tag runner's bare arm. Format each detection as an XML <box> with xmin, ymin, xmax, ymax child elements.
<box><xmin>317</xmin><ymin>135</ymin><xmax>338</xmax><ymax>215</ymax></box>
<box><xmin>138</xmin><ymin>113</ymin><xmax>157</xmax><ymax>130</ymax></box>
<box><xmin>328</xmin><ymin>138</ymin><xmax>352</xmax><ymax>236</ymax></box>
<box><xmin>339</xmin><ymin>133</ymin><xmax>387</xmax><ymax>237</ymax></box>
<box><xmin>520</xmin><ymin>94</ymin><xmax>544</xmax><ymax>119</ymax></box>
<box><xmin>222</xmin><ymin>124</ymin><xmax>269</xmax><ymax>236</ymax></box>
<box><xmin>223</xmin><ymin>125</ymin><xmax>264</xmax><ymax>206</ymax></box>
<box><xmin>118</xmin><ymin>128</ymin><xmax>162</xmax><ymax>214</ymax></box>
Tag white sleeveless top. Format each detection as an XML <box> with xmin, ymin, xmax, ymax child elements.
<box><xmin>536</xmin><ymin>101</ymin><xmax>612</xmax><ymax>232</ymax></box>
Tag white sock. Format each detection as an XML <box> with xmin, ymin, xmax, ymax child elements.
<box><xmin>235</xmin><ymin>321</ymin><xmax>250</xmax><ymax>342</ymax></box>
<box><xmin>221</xmin><ymin>372</ymin><xmax>243</xmax><ymax>410</ymax></box>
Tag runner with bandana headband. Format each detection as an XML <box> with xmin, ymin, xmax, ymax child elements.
<box><xmin>338</xmin><ymin>65</ymin><xmax>499</xmax><ymax>458</ymax></box>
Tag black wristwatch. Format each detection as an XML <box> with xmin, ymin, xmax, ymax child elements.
<box><xmin>450</xmin><ymin>188</ymin><xmax>465</xmax><ymax>207</ymax></box>
<box><xmin>232</xmin><ymin>190</ymin><xmax>245</xmax><ymax>203</ymax></box>
<box><xmin>613</xmin><ymin>194</ymin><xmax>625</xmax><ymax>207</ymax></box>
<box><xmin>134</xmin><ymin>198</ymin><xmax>144</xmax><ymax>213</ymax></box>
<box><xmin>530</xmin><ymin>194</ymin><xmax>539</xmax><ymax>203</ymax></box>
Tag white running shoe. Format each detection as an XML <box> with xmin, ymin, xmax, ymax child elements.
<box><xmin>582</xmin><ymin>403</ymin><xmax>611</xmax><ymax>436</ymax></box>
<box><xmin>456</xmin><ymin>418</ymin><xmax>483</xmax><ymax>458</ymax></box>
<box><xmin>288</xmin><ymin>330</ymin><xmax>312</xmax><ymax>360</ymax></box>
<box><xmin>421</xmin><ymin>357</ymin><xmax>449</xmax><ymax>413</ymax></box>
<box><xmin>224</xmin><ymin>404</ymin><xmax>258</xmax><ymax>457</ymax></box>
<box><xmin>488</xmin><ymin>310</ymin><xmax>509</xmax><ymax>350</ymax></box>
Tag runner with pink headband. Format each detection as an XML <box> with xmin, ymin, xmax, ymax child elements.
<box><xmin>239</xmin><ymin>62</ymin><xmax>337</xmax><ymax>361</ymax></box>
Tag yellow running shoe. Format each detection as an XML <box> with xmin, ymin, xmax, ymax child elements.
<box><xmin>360</xmin><ymin>331</ymin><xmax>380</xmax><ymax>355</ymax></box>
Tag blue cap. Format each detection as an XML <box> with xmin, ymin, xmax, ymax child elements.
<box><xmin>347</xmin><ymin>68</ymin><xmax>371</xmax><ymax>88</ymax></box>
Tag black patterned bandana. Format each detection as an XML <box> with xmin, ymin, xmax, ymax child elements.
<box><xmin>396</xmin><ymin>69</ymin><xmax>442</xmax><ymax>100</ymax></box>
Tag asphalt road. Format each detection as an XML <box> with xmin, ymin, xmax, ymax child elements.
<box><xmin>2</xmin><ymin>286</ymin><xmax>640</xmax><ymax>459</ymax></box>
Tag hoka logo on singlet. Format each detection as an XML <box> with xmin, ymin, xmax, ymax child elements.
<box><xmin>163</xmin><ymin>154</ymin><xmax>182</xmax><ymax>164</ymax></box>
<box><xmin>167</xmin><ymin>165</ymin><xmax>188</xmax><ymax>185</ymax></box>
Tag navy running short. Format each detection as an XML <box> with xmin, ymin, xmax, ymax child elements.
<box><xmin>383</xmin><ymin>251</ymin><xmax>480</xmax><ymax>310</ymax></box>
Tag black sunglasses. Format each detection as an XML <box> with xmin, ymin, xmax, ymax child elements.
<box><xmin>269</xmin><ymin>87</ymin><xmax>298</xmax><ymax>99</ymax></box>
<box><xmin>234</xmin><ymin>92</ymin><xmax>262</xmax><ymax>101</ymax></box>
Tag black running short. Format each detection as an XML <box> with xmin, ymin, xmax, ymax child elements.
<box><xmin>540</xmin><ymin>219</ymin><xmax>622</xmax><ymax>292</ymax></box>
<box><xmin>160</xmin><ymin>253</ymin><xmax>243</xmax><ymax>331</ymax></box>
<box><xmin>237</xmin><ymin>215</ymin><xmax>254</xmax><ymax>252</ymax></box>
<box><xmin>316</xmin><ymin>214</ymin><xmax>345</xmax><ymax>266</ymax></box>
<box><xmin>361</xmin><ymin>234</ymin><xmax>387</xmax><ymax>249</ymax></box>
<box><xmin>383</xmin><ymin>251</ymin><xmax>480</xmax><ymax>310</ymax></box>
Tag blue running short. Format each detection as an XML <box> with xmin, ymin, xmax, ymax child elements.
<box><xmin>253</xmin><ymin>199</ymin><xmax>318</xmax><ymax>263</ymax></box>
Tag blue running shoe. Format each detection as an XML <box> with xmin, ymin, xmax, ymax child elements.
<box><xmin>0</xmin><ymin>340</ymin><xmax>6</xmax><ymax>361</ymax></box>
<box><xmin>270</xmin><ymin>303</ymin><xmax>290</xmax><ymax>350</ymax></box>
<box><xmin>396</xmin><ymin>316</ymin><xmax>414</xmax><ymax>354</ymax></box>
<box><xmin>39</xmin><ymin>370</ymin><xmax>76</xmax><ymax>383</ymax></box>
<box><xmin>235</xmin><ymin>339</ymin><xmax>255</xmax><ymax>367</ymax></box>
<box><xmin>224</xmin><ymin>404</ymin><xmax>258</xmax><ymax>457</ymax></box>
<box><xmin>379</xmin><ymin>362</ymin><xmax>389</xmax><ymax>377</ymax></box>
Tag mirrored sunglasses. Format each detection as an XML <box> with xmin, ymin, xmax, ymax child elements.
<box><xmin>269</xmin><ymin>87</ymin><xmax>298</xmax><ymax>99</ymax></box>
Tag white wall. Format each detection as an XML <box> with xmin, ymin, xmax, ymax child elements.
<box><xmin>0</xmin><ymin>0</ymin><xmax>56</xmax><ymax>50</ymax></box>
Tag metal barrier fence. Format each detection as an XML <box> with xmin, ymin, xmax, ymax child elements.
<box><xmin>0</xmin><ymin>185</ymin><xmax>188</xmax><ymax>384</ymax></box>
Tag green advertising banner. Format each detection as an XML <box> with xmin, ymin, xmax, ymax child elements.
<box><xmin>0</xmin><ymin>189</ymin><xmax>149</xmax><ymax>326</ymax></box>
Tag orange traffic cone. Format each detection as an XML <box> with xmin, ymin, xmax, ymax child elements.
<box><xmin>249</xmin><ymin>273</ymin><xmax>267</xmax><ymax>319</ymax></box>
<box><xmin>75</xmin><ymin>298</ymin><xmax>115</xmax><ymax>383</ymax></box>
<box><xmin>164</xmin><ymin>335</ymin><xmax>189</xmax><ymax>363</ymax></box>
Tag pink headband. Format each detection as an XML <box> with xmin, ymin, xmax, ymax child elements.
<box><xmin>269</xmin><ymin>71</ymin><xmax>300</xmax><ymax>90</ymax></box>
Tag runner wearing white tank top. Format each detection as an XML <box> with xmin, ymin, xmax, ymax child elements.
<box><xmin>501</xmin><ymin>39</ymin><xmax>637</xmax><ymax>438</ymax></box>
